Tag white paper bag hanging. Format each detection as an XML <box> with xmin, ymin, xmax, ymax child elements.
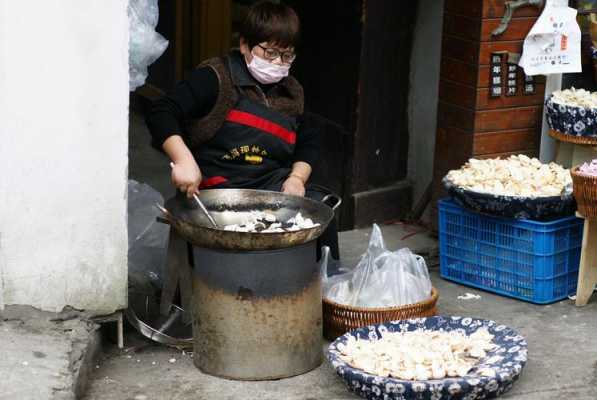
<box><xmin>518</xmin><ymin>2</ymin><xmax>582</xmax><ymax>76</ymax></box>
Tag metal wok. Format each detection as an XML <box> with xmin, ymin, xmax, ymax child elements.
<box><xmin>159</xmin><ymin>189</ymin><xmax>341</xmax><ymax>251</ymax></box>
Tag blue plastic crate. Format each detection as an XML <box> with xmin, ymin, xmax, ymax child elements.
<box><xmin>438</xmin><ymin>199</ymin><xmax>583</xmax><ymax>304</ymax></box>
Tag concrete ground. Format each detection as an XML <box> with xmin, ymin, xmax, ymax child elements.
<box><xmin>3</xmin><ymin>113</ymin><xmax>596</xmax><ymax>399</ymax></box>
<box><xmin>0</xmin><ymin>306</ymin><xmax>101</xmax><ymax>400</ymax></box>
<box><xmin>82</xmin><ymin>223</ymin><xmax>597</xmax><ymax>400</ymax></box>
<box><xmin>81</xmin><ymin>112</ymin><xmax>597</xmax><ymax>399</ymax></box>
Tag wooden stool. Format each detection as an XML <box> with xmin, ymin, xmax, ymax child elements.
<box><xmin>547</xmin><ymin>131</ymin><xmax>597</xmax><ymax>305</ymax></box>
<box><xmin>575</xmin><ymin>212</ymin><xmax>597</xmax><ymax>306</ymax></box>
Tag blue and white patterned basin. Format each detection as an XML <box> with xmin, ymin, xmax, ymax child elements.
<box><xmin>442</xmin><ymin>177</ymin><xmax>575</xmax><ymax>221</ymax></box>
<box><xmin>327</xmin><ymin>316</ymin><xmax>528</xmax><ymax>400</ymax></box>
<box><xmin>545</xmin><ymin>95</ymin><xmax>597</xmax><ymax>139</ymax></box>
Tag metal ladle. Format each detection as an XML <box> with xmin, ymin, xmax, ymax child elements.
<box><xmin>169</xmin><ymin>162</ymin><xmax>218</xmax><ymax>228</ymax></box>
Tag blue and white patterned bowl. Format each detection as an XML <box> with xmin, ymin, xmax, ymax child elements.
<box><xmin>327</xmin><ymin>316</ymin><xmax>528</xmax><ymax>400</ymax></box>
<box><xmin>545</xmin><ymin>95</ymin><xmax>597</xmax><ymax>138</ymax></box>
<box><xmin>442</xmin><ymin>176</ymin><xmax>575</xmax><ymax>221</ymax></box>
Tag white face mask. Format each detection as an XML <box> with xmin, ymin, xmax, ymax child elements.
<box><xmin>246</xmin><ymin>52</ymin><xmax>290</xmax><ymax>84</ymax></box>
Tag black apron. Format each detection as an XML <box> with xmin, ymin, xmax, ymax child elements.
<box><xmin>194</xmin><ymin>96</ymin><xmax>296</xmax><ymax>190</ymax></box>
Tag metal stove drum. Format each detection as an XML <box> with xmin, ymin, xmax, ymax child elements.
<box><xmin>154</xmin><ymin>189</ymin><xmax>340</xmax><ymax>380</ymax></box>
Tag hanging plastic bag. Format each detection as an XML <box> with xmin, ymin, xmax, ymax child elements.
<box><xmin>519</xmin><ymin>1</ymin><xmax>582</xmax><ymax>75</ymax></box>
<box><xmin>128</xmin><ymin>180</ymin><xmax>169</xmax><ymax>289</ymax></box>
<box><xmin>322</xmin><ymin>224</ymin><xmax>432</xmax><ymax>308</ymax></box>
<box><xmin>128</xmin><ymin>0</ymin><xmax>169</xmax><ymax>91</ymax></box>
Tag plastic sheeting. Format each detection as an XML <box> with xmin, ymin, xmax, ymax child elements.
<box><xmin>128</xmin><ymin>180</ymin><xmax>168</xmax><ymax>289</ymax></box>
<box><xmin>128</xmin><ymin>0</ymin><xmax>168</xmax><ymax>91</ymax></box>
<box><xmin>322</xmin><ymin>224</ymin><xmax>432</xmax><ymax>308</ymax></box>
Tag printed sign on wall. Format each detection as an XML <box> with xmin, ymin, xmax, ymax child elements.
<box><xmin>519</xmin><ymin>3</ymin><xmax>582</xmax><ymax>75</ymax></box>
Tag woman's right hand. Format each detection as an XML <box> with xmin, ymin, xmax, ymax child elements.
<box><xmin>170</xmin><ymin>158</ymin><xmax>202</xmax><ymax>198</ymax></box>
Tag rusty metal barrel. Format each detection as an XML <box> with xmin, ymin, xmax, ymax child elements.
<box><xmin>191</xmin><ymin>241</ymin><xmax>322</xmax><ymax>380</ymax></box>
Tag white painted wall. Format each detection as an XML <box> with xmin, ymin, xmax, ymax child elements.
<box><xmin>408</xmin><ymin>0</ymin><xmax>444</xmax><ymax>207</ymax></box>
<box><xmin>0</xmin><ymin>0</ymin><xmax>129</xmax><ymax>313</ymax></box>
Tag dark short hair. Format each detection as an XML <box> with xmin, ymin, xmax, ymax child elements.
<box><xmin>240</xmin><ymin>1</ymin><xmax>300</xmax><ymax>49</ymax></box>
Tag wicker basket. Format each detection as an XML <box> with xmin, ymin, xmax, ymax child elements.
<box><xmin>322</xmin><ymin>287</ymin><xmax>439</xmax><ymax>341</ymax></box>
<box><xmin>549</xmin><ymin>129</ymin><xmax>597</xmax><ymax>146</ymax></box>
<box><xmin>571</xmin><ymin>166</ymin><xmax>597</xmax><ymax>218</ymax></box>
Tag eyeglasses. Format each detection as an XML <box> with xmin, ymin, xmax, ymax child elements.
<box><xmin>256</xmin><ymin>44</ymin><xmax>296</xmax><ymax>64</ymax></box>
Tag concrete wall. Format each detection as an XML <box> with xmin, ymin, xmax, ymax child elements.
<box><xmin>408</xmin><ymin>0</ymin><xmax>444</xmax><ymax>207</ymax></box>
<box><xmin>0</xmin><ymin>0</ymin><xmax>129</xmax><ymax>314</ymax></box>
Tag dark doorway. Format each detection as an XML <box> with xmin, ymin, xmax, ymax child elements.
<box><xmin>132</xmin><ymin>0</ymin><xmax>417</xmax><ymax>230</ymax></box>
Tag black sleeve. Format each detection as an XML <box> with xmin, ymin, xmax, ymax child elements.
<box><xmin>292</xmin><ymin>113</ymin><xmax>321</xmax><ymax>168</ymax></box>
<box><xmin>145</xmin><ymin>66</ymin><xmax>219</xmax><ymax>150</ymax></box>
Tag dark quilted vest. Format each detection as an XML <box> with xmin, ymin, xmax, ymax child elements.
<box><xmin>185</xmin><ymin>50</ymin><xmax>304</xmax><ymax>149</ymax></box>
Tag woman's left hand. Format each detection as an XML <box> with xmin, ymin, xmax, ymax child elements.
<box><xmin>282</xmin><ymin>176</ymin><xmax>306</xmax><ymax>197</ymax></box>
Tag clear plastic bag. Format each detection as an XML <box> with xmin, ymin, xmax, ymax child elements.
<box><xmin>128</xmin><ymin>180</ymin><xmax>169</xmax><ymax>289</ymax></box>
<box><xmin>322</xmin><ymin>224</ymin><xmax>432</xmax><ymax>308</ymax></box>
<box><xmin>128</xmin><ymin>0</ymin><xmax>169</xmax><ymax>91</ymax></box>
<box><xmin>321</xmin><ymin>245</ymin><xmax>354</xmax><ymax>303</ymax></box>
